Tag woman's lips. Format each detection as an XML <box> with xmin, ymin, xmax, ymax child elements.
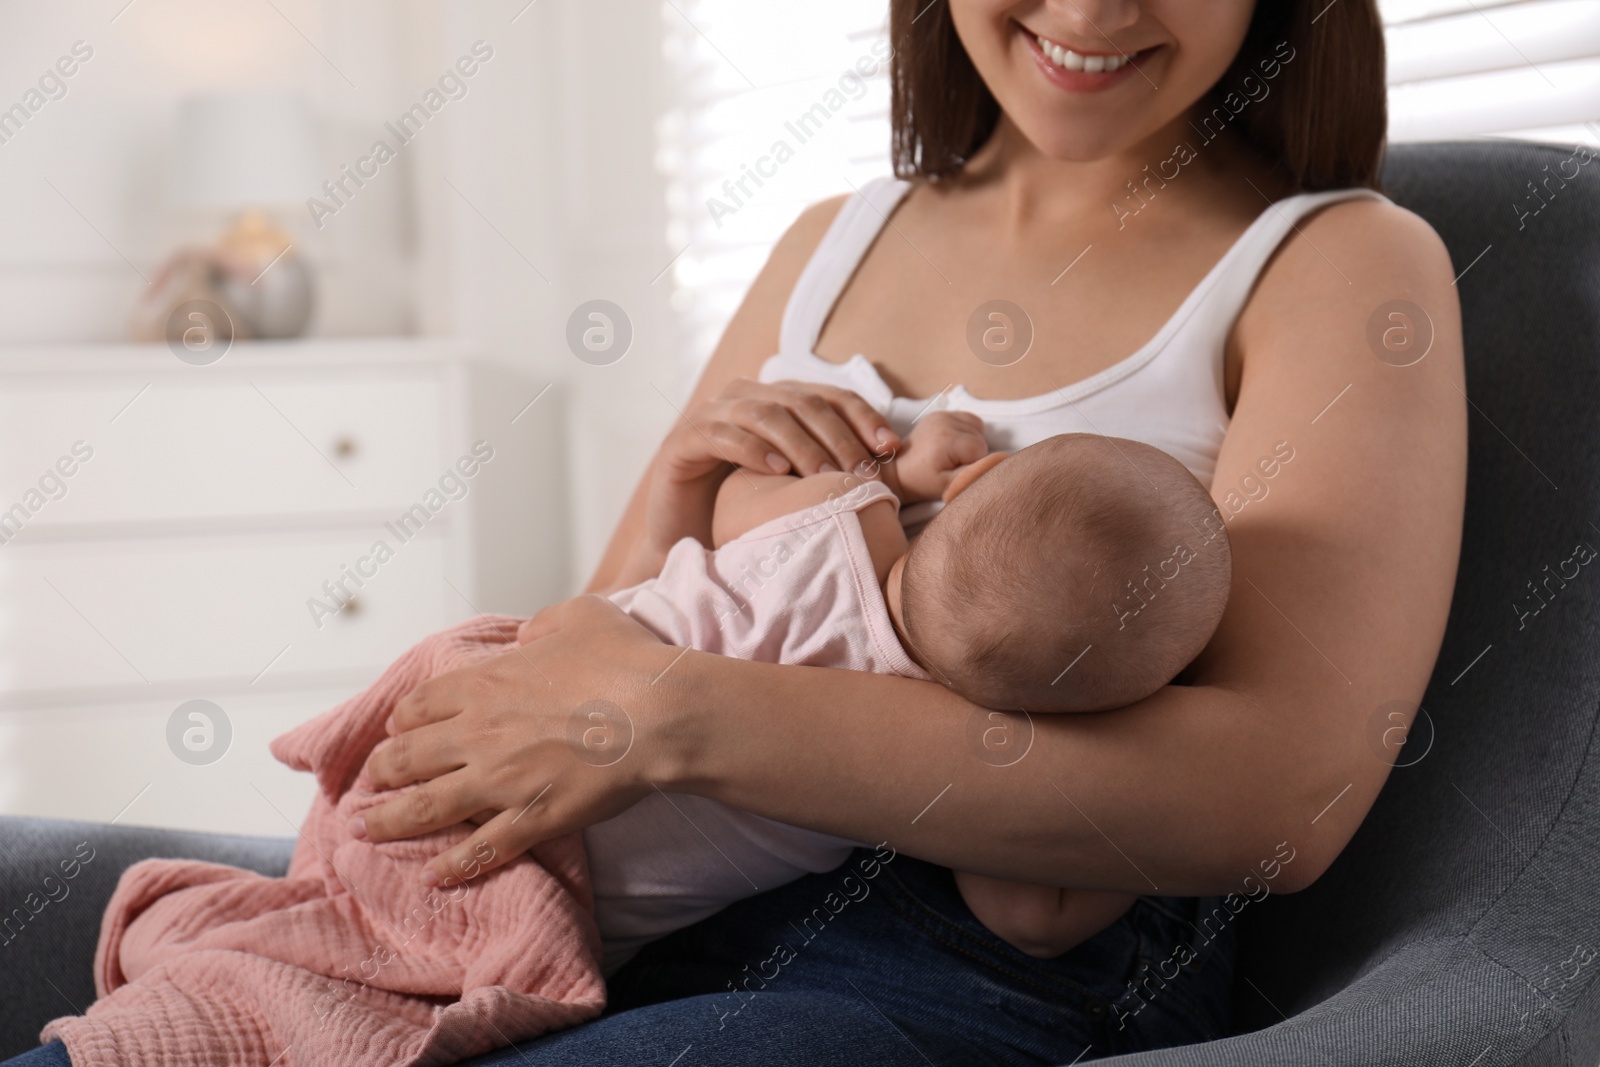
<box><xmin>1021</xmin><ymin>24</ymin><xmax>1154</xmax><ymax>93</ymax></box>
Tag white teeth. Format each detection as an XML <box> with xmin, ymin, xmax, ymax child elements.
<box><xmin>1036</xmin><ymin>33</ymin><xmax>1130</xmax><ymax>73</ymax></box>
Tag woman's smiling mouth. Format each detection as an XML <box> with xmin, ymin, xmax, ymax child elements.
<box><xmin>1020</xmin><ymin>23</ymin><xmax>1157</xmax><ymax>91</ymax></box>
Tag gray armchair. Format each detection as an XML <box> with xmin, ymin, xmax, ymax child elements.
<box><xmin>1</xmin><ymin>141</ymin><xmax>1594</xmax><ymax>1066</ymax></box>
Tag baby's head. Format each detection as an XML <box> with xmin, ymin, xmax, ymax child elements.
<box><xmin>888</xmin><ymin>434</ymin><xmax>1231</xmax><ymax>713</ymax></box>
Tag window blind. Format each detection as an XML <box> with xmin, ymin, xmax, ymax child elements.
<box><xmin>656</xmin><ymin>0</ymin><xmax>894</xmax><ymax>363</ymax></box>
<box><xmin>1383</xmin><ymin>0</ymin><xmax>1600</xmax><ymax>143</ymax></box>
<box><xmin>660</xmin><ymin>0</ymin><xmax>1599</xmax><ymax>364</ymax></box>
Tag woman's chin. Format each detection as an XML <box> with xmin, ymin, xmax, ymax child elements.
<box><xmin>1005</xmin><ymin>121</ymin><xmax>1150</xmax><ymax>167</ymax></box>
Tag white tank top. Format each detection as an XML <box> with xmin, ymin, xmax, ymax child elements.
<box><xmin>760</xmin><ymin>176</ymin><xmax>1386</xmax><ymax>514</ymax></box>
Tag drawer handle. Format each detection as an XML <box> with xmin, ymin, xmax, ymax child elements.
<box><xmin>332</xmin><ymin>436</ymin><xmax>359</xmax><ymax>461</ymax></box>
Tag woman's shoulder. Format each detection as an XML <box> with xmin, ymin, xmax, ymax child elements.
<box><xmin>1245</xmin><ymin>193</ymin><xmax>1458</xmax><ymax>337</ymax></box>
<box><xmin>1288</xmin><ymin>194</ymin><xmax>1454</xmax><ymax>287</ymax></box>
<box><xmin>1229</xmin><ymin>190</ymin><xmax>1463</xmax><ymax>410</ymax></box>
<box><xmin>771</xmin><ymin>193</ymin><xmax>851</xmax><ymax>268</ymax></box>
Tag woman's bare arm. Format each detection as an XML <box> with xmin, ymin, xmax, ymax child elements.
<box><xmin>630</xmin><ymin>199</ymin><xmax>1467</xmax><ymax>894</ymax></box>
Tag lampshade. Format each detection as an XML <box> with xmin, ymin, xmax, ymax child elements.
<box><xmin>168</xmin><ymin>93</ymin><xmax>320</xmax><ymax>209</ymax></box>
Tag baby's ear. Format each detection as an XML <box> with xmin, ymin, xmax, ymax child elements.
<box><xmin>943</xmin><ymin>452</ymin><xmax>1010</xmax><ymax>504</ymax></box>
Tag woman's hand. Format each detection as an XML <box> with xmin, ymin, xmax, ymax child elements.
<box><xmin>658</xmin><ymin>377</ymin><xmax>899</xmax><ymax>484</ymax></box>
<box><xmin>359</xmin><ymin>596</ymin><xmax>690</xmax><ymax>887</ymax></box>
<box><xmin>619</xmin><ymin>378</ymin><xmax>902</xmax><ymax>588</ymax></box>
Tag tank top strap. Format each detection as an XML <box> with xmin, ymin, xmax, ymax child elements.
<box><xmin>778</xmin><ymin>177</ymin><xmax>915</xmax><ymax>356</ymax></box>
<box><xmin>1170</xmin><ymin>187</ymin><xmax>1390</xmax><ymax>351</ymax></box>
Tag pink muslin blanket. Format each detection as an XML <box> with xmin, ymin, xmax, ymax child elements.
<box><xmin>42</xmin><ymin>615</ymin><xmax>606</xmax><ymax>1067</ymax></box>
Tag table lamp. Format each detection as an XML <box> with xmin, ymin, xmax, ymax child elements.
<box><xmin>164</xmin><ymin>92</ymin><xmax>321</xmax><ymax>338</ymax></box>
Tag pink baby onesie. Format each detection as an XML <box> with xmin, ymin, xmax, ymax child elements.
<box><xmin>588</xmin><ymin>476</ymin><xmax>929</xmax><ymax>971</ymax></box>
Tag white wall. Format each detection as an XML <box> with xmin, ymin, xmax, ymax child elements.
<box><xmin>434</xmin><ymin>0</ymin><xmax>687</xmax><ymax>588</ymax></box>
<box><xmin>0</xmin><ymin>0</ymin><xmax>692</xmax><ymax>590</ymax></box>
<box><xmin>0</xmin><ymin>0</ymin><xmax>431</xmax><ymax>340</ymax></box>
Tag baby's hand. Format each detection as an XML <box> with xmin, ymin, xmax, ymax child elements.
<box><xmin>887</xmin><ymin>410</ymin><xmax>988</xmax><ymax>503</ymax></box>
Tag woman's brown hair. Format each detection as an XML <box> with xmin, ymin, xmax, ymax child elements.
<box><xmin>888</xmin><ymin>0</ymin><xmax>1388</xmax><ymax>192</ymax></box>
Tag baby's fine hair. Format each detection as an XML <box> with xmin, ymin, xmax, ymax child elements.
<box><xmin>900</xmin><ymin>434</ymin><xmax>1232</xmax><ymax>713</ymax></box>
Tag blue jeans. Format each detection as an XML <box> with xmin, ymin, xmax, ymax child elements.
<box><xmin>8</xmin><ymin>849</ymin><xmax>1233</xmax><ymax>1066</ymax></box>
<box><xmin>480</xmin><ymin>848</ymin><xmax>1236</xmax><ymax>1065</ymax></box>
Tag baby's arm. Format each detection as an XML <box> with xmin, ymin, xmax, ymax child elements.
<box><xmin>712</xmin><ymin>470</ymin><xmax>825</xmax><ymax>546</ymax></box>
<box><xmin>606</xmin><ymin>475</ymin><xmax>722</xmax><ymax>591</ymax></box>
<box><xmin>713</xmin><ymin>469</ymin><xmax>903</xmax><ymax>550</ymax></box>
<box><xmin>954</xmin><ymin>871</ymin><xmax>1137</xmax><ymax>959</ymax></box>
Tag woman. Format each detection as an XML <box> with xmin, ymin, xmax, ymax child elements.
<box><xmin>6</xmin><ymin>0</ymin><xmax>1465</xmax><ymax>1063</ymax></box>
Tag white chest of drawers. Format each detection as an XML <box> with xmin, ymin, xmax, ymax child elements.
<box><xmin>0</xmin><ymin>339</ymin><xmax>569</xmax><ymax>835</ymax></box>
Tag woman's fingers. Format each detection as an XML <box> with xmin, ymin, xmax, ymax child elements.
<box><xmin>390</xmin><ymin>671</ymin><xmax>468</xmax><ymax>734</ymax></box>
<box><xmin>722</xmin><ymin>379</ymin><xmax>898</xmax><ymax>473</ymax></box>
<box><xmin>659</xmin><ymin>378</ymin><xmax>900</xmax><ymax>482</ymax></box>
<box><xmin>660</xmin><ymin>407</ymin><xmax>792</xmax><ymax>481</ymax></box>
<box><xmin>420</xmin><ymin>767</ymin><xmax>643</xmax><ymax>887</ymax></box>
<box><xmin>366</xmin><ymin>720</ymin><xmax>463</xmax><ymax>790</ymax></box>
<box><xmin>360</xmin><ymin>768</ymin><xmax>481</xmax><ymax>843</ymax></box>
<box><xmin>729</xmin><ymin>399</ymin><xmax>836</xmax><ymax>475</ymax></box>
<box><xmin>781</xmin><ymin>390</ymin><xmax>877</xmax><ymax>474</ymax></box>
<box><xmin>794</xmin><ymin>382</ymin><xmax>900</xmax><ymax>456</ymax></box>
<box><xmin>423</xmin><ymin>806</ymin><xmax>540</xmax><ymax>886</ymax></box>
<box><xmin>704</xmin><ymin>421</ymin><xmax>792</xmax><ymax>475</ymax></box>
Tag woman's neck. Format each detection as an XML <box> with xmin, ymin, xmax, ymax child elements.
<box><xmin>952</xmin><ymin>108</ymin><xmax>1284</xmax><ymax>233</ymax></box>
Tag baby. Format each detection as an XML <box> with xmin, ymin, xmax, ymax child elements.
<box><xmin>579</xmin><ymin>409</ymin><xmax>1232</xmax><ymax>970</ymax></box>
